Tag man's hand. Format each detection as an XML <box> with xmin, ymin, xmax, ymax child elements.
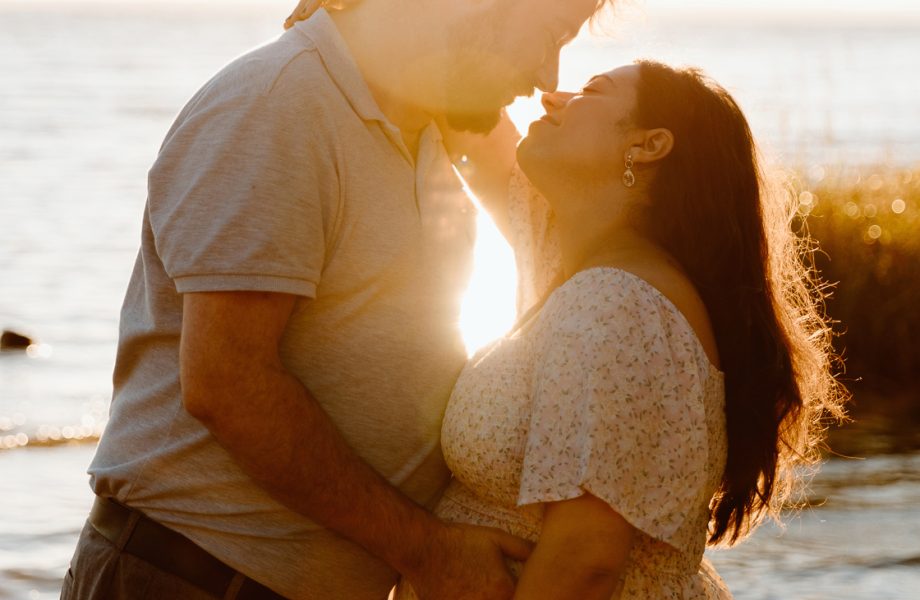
<box><xmin>405</xmin><ymin>523</ymin><xmax>532</xmax><ymax>600</ymax></box>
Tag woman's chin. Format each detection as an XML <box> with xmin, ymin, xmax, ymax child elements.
<box><xmin>514</xmin><ymin>135</ymin><xmax>535</xmax><ymax>169</ymax></box>
<box><xmin>525</xmin><ymin>117</ymin><xmax>553</xmax><ymax>137</ymax></box>
<box><xmin>514</xmin><ymin>140</ymin><xmax>549</xmax><ymax>186</ymax></box>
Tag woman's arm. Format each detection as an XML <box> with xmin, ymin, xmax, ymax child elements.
<box><xmin>513</xmin><ymin>493</ymin><xmax>637</xmax><ymax>600</ymax></box>
<box><xmin>438</xmin><ymin>111</ymin><xmax>521</xmax><ymax>238</ymax></box>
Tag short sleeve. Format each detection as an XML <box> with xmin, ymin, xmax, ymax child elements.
<box><xmin>517</xmin><ymin>274</ymin><xmax>711</xmax><ymax>546</ymax></box>
<box><xmin>507</xmin><ymin>165</ymin><xmax>563</xmax><ymax>317</ymax></box>
<box><xmin>147</xmin><ymin>62</ymin><xmax>338</xmax><ymax>298</ymax></box>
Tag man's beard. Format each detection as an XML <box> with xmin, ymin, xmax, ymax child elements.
<box><xmin>442</xmin><ymin>6</ymin><xmax>532</xmax><ymax>133</ymax></box>
<box><xmin>443</xmin><ymin>97</ymin><xmax>504</xmax><ymax>134</ymax></box>
<box><xmin>442</xmin><ymin>53</ymin><xmax>535</xmax><ymax>134</ymax></box>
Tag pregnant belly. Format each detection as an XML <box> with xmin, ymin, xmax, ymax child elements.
<box><xmin>436</xmin><ymin>479</ymin><xmax>543</xmax><ymax>542</ymax></box>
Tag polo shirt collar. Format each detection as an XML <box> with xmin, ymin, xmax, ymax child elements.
<box><xmin>291</xmin><ymin>9</ymin><xmax>389</xmax><ymax>125</ymax></box>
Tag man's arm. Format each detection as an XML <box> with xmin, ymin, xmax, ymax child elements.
<box><xmin>512</xmin><ymin>493</ymin><xmax>636</xmax><ymax>600</ymax></box>
<box><xmin>180</xmin><ymin>290</ymin><xmax>530</xmax><ymax>600</ymax></box>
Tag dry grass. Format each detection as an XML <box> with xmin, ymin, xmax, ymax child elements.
<box><xmin>781</xmin><ymin>164</ymin><xmax>920</xmax><ymax>451</ymax></box>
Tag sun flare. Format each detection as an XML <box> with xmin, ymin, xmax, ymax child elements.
<box><xmin>458</xmin><ymin>210</ymin><xmax>518</xmax><ymax>357</ymax></box>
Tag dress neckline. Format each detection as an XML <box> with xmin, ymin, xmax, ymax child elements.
<box><xmin>520</xmin><ymin>266</ymin><xmax>725</xmax><ymax>378</ymax></box>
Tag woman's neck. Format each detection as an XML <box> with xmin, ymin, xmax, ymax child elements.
<box><xmin>538</xmin><ymin>181</ymin><xmax>655</xmax><ymax>279</ymax></box>
<box><xmin>557</xmin><ymin>220</ymin><xmax>657</xmax><ymax>280</ymax></box>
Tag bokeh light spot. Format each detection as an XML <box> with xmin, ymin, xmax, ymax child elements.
<box><xmin>808</xmin><ymin>164</ymin><xmax>826</xmax><ymax>183</ymax></box>
<box><xmin>867</xmin><ymin>225</ymin><xmax>882</xmax><ymax>239</ymax></box>
<box><xmin>25</xmin><ymin>343</ymin><xmax>53</xmax><ymax>358</ymax></box>
<box><xmin>891</xmin><ymin>198</ymin><xmax>906</xmax><ymax>214</ymax></box>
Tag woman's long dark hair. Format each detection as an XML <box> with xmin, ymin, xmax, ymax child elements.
<box><xmin>633</xmin><ymin>61</ymin><xmax>846</xmax><ymax>545</ymax></box>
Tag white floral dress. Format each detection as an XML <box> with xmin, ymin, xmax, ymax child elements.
<box><xmin>394</xmin><ymin>169</ymin><xmax>732</xmax><ymax>599</ymax></box>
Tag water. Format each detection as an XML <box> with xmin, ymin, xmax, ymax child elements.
<box><xmin>2</xmin><ymin>1</ymin><xmax>919</xmax><ymax>598</ymax></box>
<box><xmin>707</xmin><ymin>453</ymin><xmax>920</xmax><ymax>599</ymax></box>
<box><xmin>3</xmin><ymin>444</ymin><xmax>917</xmax><ymax>599</ymax></box>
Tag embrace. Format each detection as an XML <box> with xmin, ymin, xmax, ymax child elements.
<box><xmin>62</xmin><ymin>1</ymin><xmax>844</xmax><ymax>599</ymax></box>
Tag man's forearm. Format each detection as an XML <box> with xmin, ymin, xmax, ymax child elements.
<box><xmin>189</xmin><ymin>359</ymin><xmax>441</xmax><ymax>576</ymax></box>
<box><xmin>179</xmin><ymin>292</ymin><xmax>530</xmax><ymax>600</ymax></box>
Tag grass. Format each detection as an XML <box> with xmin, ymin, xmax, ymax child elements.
<box><xmin>784</xmin><ymin>164</ymin><xmax>920</xmax><ymax>453</ymax></box>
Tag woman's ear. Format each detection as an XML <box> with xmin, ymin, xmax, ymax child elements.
<box><xmin>630</xmin><ymin>128</ymin><xmax>674</xmax><ymax>165</ymax></box>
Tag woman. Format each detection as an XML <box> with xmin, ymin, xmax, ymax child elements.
<box><xmin>393</xmin><ymin>61</ymin><xmax>846</xmax><ymax>599</ymax></box>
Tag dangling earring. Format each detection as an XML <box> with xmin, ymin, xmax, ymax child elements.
<box><xmin>622</xmin><ymin>154</ymin><xmax>636</xmax><ymax>188</ymax></box>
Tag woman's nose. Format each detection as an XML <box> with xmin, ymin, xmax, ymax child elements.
<box><xmin>541</xmin><ymin>91</ymin><xmax>575</xmax><ymax>113</ymax></box>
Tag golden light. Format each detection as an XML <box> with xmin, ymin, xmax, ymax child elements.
<box><xmin>891</xmin><ymin>198</ymin><xmax>906</xmax><ymax>214</ymax></box>
<box><xmin>458</xmin><ymin>210</ymin><xmax>518</xmax><ymax>357</ymax></box>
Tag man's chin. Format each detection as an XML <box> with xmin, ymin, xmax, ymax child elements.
<box><xmin>444</xmin><ymin>108</ymin><xmax>503</xmax><ymax>135</ymax></box>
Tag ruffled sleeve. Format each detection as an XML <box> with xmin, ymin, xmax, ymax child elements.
<box><xmin>507</xmin><ymin>165</ymin><xmax>563</xmax><ymax>318</ymax></box>
<box><xmin>517</xmin><ymin>271</ymin><xmax>713</xmax><ymax>548</ymax></box>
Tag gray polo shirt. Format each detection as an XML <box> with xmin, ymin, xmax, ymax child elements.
<box><xmin>89</xmin><ymin>10</ymin><xmax>476</xmax><ymax>599</ymax></box>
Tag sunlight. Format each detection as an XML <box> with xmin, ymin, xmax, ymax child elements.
<box><xmin>458</xmin><ymin>209</ymin><xmax>518</xmax><ymax>357</ymax></box>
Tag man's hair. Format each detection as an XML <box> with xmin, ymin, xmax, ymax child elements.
<box><xmin>286</xmin><ymin>1</ymin><xmax>616</xmax><ymax>30</ymax></box>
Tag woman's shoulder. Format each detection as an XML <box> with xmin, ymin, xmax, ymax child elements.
<box><xmin>541</xmin><ymin>266</ymin><xmax>721</xmax><ymax>371</ymax></box>
<box><xmin>542</xmin><ymin>265</ymin><xmax>686</xmax><ymax>322</ymax></box>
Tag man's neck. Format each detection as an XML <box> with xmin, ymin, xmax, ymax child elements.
<box><xmin>328</xmin><ymin>4</ymin><xmax>437</xmax><ymax>139</ymax></box>
<box><xmin>364</xmin><ymin>81</ymin><xmax>427</xmax><ymax>159</ymax></box>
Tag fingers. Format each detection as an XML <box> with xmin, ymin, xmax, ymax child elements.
<box><xmin>492</xmin><ymin>530</ymin><xmax>533</xmax><ymax>562</ymax></box>
<box><xmin>284</xmin><ymin>0</ymin><xmax>319</xmax><ymax>30</ymax></box>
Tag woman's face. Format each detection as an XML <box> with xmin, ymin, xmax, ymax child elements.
<box><xmin>517</xmin><ymin>65</ymin><xmax>640</xmax><ymax>184</ymax></box>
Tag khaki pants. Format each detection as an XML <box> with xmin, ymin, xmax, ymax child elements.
<box><xmin>61</xmin><ymin>520</ymin><xmax>217</xmax><ymax>600</ymax></box>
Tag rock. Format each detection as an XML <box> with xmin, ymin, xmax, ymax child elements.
<box><xmin>1</xmin><ymin>329</ymin><xmax>33</xmax><ymax>350</ymax></box>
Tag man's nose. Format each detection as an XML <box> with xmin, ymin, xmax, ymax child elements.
<box><xmin>534</xmin><ymin>52</ymin><xmax>560</xmax><ymax>93</ymax></box>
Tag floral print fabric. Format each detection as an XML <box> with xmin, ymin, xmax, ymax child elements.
<box><xmin>393</xmin><ymin>170</ymin><xmax>733</xmax><ymax>599</ymax></box>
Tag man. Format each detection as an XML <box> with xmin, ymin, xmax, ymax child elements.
<box><xmin>62</xmin><ymin>0</ymin><xmax>604</xmax><ymax>598</ymax></box>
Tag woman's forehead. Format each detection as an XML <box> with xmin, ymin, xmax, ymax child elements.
<box><xmin>597</xmin><ymin>65</ymin><xmax>639</xmax><ymax>86</ymax></box>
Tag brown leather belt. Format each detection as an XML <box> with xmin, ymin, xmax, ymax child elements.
<box><xmin>89</xmin><ymin>496</ymin><xmax>287</xmax><ymax>600</ymax></box>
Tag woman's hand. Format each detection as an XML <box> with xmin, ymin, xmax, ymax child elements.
<box><xmin>437</xmin><ymin>111</ymin><xmax>521</xmax><ymax>239</ymax></box>
<box><xmin>284</xmin><ymin>0</ymin><xmax>320</xmax><ymax>30</ymax></box>
<box><xmin>513</xmin><ymin>493</ymin><xmax>636</xmax><ymax>600</ymax></box>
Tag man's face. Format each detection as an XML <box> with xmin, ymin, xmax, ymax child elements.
<box><xmin>443</xmin><ymin>0</ymin><xmax>601</xmax><ymax>133</ymax></box>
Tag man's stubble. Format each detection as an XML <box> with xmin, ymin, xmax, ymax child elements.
<box><xmin>442</xmin><ymin>4</ymin><xmax>534</xmax><ymax>134</ymax></box>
